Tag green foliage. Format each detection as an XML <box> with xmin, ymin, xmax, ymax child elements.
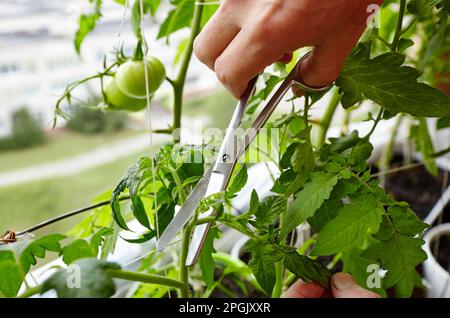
<box><xmin>410</xmin><ymin>117</ymin><xmax>438</xmax><ymax>175</ymax></box>
<box><xmin>246</xmin><ymin>239</ymin><xmax>284</xmax><ymax>295</ymax></box>
<box><xmin>282</xmin><ymin>249</ymin><xmax>332</xmax><ymax>289</ymax></box>
<box><xmin>111</xmin><ymin>145</ymin><xmax>206</xmax><ymax>241</ymax></box>
<box><xmin>337</xmin><ymin>42</ymin><xmax>450</xmax><ymax>117</ymax></box>
<box><xmin>131</xmin><ymin>0</ymin><xmax>161</xmax><ymax>40</ymax></box>
<box><xmin>281</xmin><ymin>172</ymin><xmax>339</xmax><ymax>238</ymax></box>
<box><xmin>0</xmin><ymin>234</ymin><xmax>65</xmax><ymax>297</ymax></box>
<box><xmin>74</xmin><ymin>0</ymin><xmax>103</xmax><ymax>54</ymax></box>
<box><xmin>227</xmin><ymin>164</ymin><xmax>248</xmax><ymax>196</ymax></box>
<box><xmin>61</xmin><ymin>228</ymin><xmax>113</xmax><ymax>264</ymax></box>
<box><xmin>157</xmin><ymin>0</ymin><xmax>195</xmax><ymax>40</ymax></box>
<box><xmin>312</xmin><ymin>194</ymin><xmax>384</xmax><ymax>255</ymax></box>
<box><xmin>42</xmin><ymin>258</ymin><xmax>120</xmax><ymax>298</ymax></box>
<box><xmin>0</xmin><ymin>108</ymin><xmax>46</xmax><ymax>152</ymax></box>
<box><xmin>407</xmin><ymin>0</ymin><xmax>441</xmax><ymax>19</ymax></box>
<box><xmin>67</xmin><ymin>106</ymin><xmax>126</xmax><ymax>134</ymax></box>
<box><xmin>198</xmin><ymin>227</ymin><xmax>218</xmax><ymax>288</ymax></box>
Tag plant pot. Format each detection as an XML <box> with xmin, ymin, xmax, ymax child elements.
<box><xmin>423</xmin><ymin>223</ymin><xmax>450</xmax><ymax>298</ymax></box>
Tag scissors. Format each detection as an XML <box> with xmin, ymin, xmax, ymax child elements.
<box><xmin>157</xmin><ymin>51</ymin><xmax>331</xmax><ymax>266</ymax></box>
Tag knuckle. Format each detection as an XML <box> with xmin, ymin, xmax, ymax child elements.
<box><xmin>193</xmin><ymin>37</ymin><xmax>206</xmax><ymax>62</ymax></box>
<box><xmin>214</xmin><ymin>58</ymin><xmax>230</xmax><ymax>84</ymax></box>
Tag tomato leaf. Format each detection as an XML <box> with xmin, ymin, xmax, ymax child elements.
<box><xmin>246</xmin><ymin>239</ymin><xmax>284</xmax><ymax>296</ymax></box>
<box><xmin>312</xmin><ymin>194</ymin><xmax>383</xmax><ymax>256</ymax></box>
<box><xmin>0</xmin><ymin>234</ymin><xmax>65</xmax><ymax>297</ymax></box>
<box><xmin>0</xmin><ymin>253</ymin><xmax>24</xmax><ymax>298</ymax></box>
<box><xmin>281</xmin><ymin>172</ymin><xmax>339</xmax><ymax>238</ymax></box>
<box><xmin>252</xmin><ymin>195</ymin><xmax>287</xmax><ymax>229</ymax></box>
<box><xmin>407</xmin><ymin>0</ymin><xmax>440</xmax><ymax>18</ymax></box>
<box><xmin>227</xmin><ymin>164</ymin><xmax>248</xmax><ymax>196</ymax></box>
<box><xmin>42</xmin><ymin>258</ymin><xmax>120</xmax><ymax>298</ymax></box>
<box><xmin>337</xmin><ymin>43</ymin><xmax>450</xmax><ymax>117</ymax></box>
<box><xmin>131</xmin><ymin>0</ymin><xmax>162</xmax><ymax>39</ymax></box>
<box><xmin>198</xmin><ymin>227</ymin><xmax>219</xmax><ymax>288</ymax></box>
<box><xmin>437</xmin><ymin>116</ymin><xmax>450</xmax><ymax>129</ymax></box>
<box><xmin>61</xmin><ymin>240</ymin><xmax>96</xmax><ymax>265</ymax></box>
<box><xmin>283</xmin><ymin>250</ymin><xmax>332</xmax><ymax>289</ymax></box>
<box><xmin>157</xmin><ymin>0</ymin><xmax>194</xmax><ymax>40</ymax></box>
<box><xmin>363</xmin><ymin>234</ymin><xmax>427</xmax><ymax>298</ymax></box>
<box><xmin>74</xmin><ymin>0</ymin><xmax>102</xmax><ymax>55</ymax></box>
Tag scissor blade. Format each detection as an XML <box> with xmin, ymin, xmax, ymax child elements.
<box><xmin>185</xmin><ymin>221</ymin><xmax>211</xmax><ymax>266</ymax></box>
<box><xmin>156</xmin><ymin>165</ymin><xmax>213</xmax><ymax>252</ymax></box>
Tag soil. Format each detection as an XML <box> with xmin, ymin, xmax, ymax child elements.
<box><xmin>383</xmin><ymin>156</ymin><xmax>450</xmax><ymax>221</ymax></box>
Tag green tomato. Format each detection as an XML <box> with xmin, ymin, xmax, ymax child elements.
<box><xmin>115</xmin><ymin>56</ymin><xmax>166</xmax><ymax>99</ymax></box>
<box><xmin>105</xmin><ymin>79</ymin><xmax>147</xmax><ymax>112</ymax></box>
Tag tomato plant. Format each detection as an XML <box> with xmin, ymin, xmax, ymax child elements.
<box><xmin>2</xmin><ymin>0</ymin><xmax>450</xmax><ymax>299</ymax></box>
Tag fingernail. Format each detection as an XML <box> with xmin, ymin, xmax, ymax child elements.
<box><xmin>332</xmin><ymin>273</ymin><xmax>355</xmax><ymax>290</ymax></box>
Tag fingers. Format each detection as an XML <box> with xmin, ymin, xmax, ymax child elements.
<box><xmin>282</xmin><ymin>280</ymin><xmax>327</xmax><ymax>298</ymax></box>
<box><xmin>214</xmin><ymin>28</ymin><xmax>285</xmax><ymax>98</ymax></box>
<box><xmin>298</xmin><ymin>22</ymin><xmax>367</xmax><ymax>88</ymax></box>
<box><xmin>193</xmin><ymin>5</ymin><xmax>241</xmax><ymax>70</ymax></box>
<box><xmin>331</xmin><ymin>273</ymin><xmax>381</xmax><ymax>298</ymax></box>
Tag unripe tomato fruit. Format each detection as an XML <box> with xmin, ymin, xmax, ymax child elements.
<box><xmin>115</xmin><ymin>56</ymin><xmax>166</xmax><ymax>99</ymax></box>
<box><xmin>105</xmin><ymin>79</ymin><xmax>147</xmax><ymax>111</ymax></box>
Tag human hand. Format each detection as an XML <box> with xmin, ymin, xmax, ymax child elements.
<box><xmin>194</xmin><ymin>0</ymin><xmax>383</xmax><ymax>98</ymax></box>
<box><xmin>282</xmin><ymin>272</ymin><xmax>381</xmax><ymax>298</ymax></box>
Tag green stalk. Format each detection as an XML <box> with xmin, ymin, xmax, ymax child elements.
<box><xmin>272</xmin><ymin>261</ymin><xmax>284</xmax><ymax>298</ymax></box>
<box><xmin>272</xmin><ymin>201</ymin><xmax>288</xmax><ymax>298</ymax></box>
<box><xmin>379</xmin><ymin>114</ymin><xmax>404</xmax><ymax>187</ymax></box>
<box><xmin>317</xmin><ymin>87</ymin><xmax>341</xmax><ymax>146</ymax></box>
<box><xmin>179</xmin><ymin>224</ymin><xmax>193</xmax><ymax>297</ymax></box>
<box><xmin>391</xmin><ymin>0</ymin><xmax>407</xmax><ymax>52</ymax></box>
<box><xmin>363</xmin><ymin>108</ymin><xmax>383</xmax><ymax>140</ymax></box>
<box><xmin>171</xmin><ymin>0</ymin><xmax>205</xmax><ymax>140</ymax></box>
<box><xmin>107</xmin><ymin>269</ymin><xmax>185</xmax><ymax>290</ymax></box>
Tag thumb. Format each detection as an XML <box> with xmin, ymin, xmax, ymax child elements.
<box><xmin>331</xmin><ymin>273</ymin><xmax>381</xmax><ymax>298</ymax></box>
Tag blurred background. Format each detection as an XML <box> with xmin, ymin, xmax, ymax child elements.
<box><xmin>0</xmin><ymin>0</ymin><xmax>235</xmax><ymax>235</ymax></box>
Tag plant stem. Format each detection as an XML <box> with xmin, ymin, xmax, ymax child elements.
<box><xmin>317</xmin><ymin>87</ymin><xmax>341</xmax><ymax>146</ymax></box>
<box><xmin>327</xmin><ymin>253</ymin><xmax>342</xmax><ymax>270</ymax></box>
<box><xmin>107</xmin><ymin>269</ymin><xmax>185</xmax><ymax>289</ymax></box>
<box><xmin>196</xmin><ymin>216</ymin><xmax>216</xmax><ymax>225</ymax></box>
<box><xmin>171</xmin><ymin>0</ymin><xmax>204</xmax><ymax>141</ymax></box>
<box><xmin>378</xmin><ymin>114</ymin><xmax>404</xmax><ymax>187</ymax></box>
<box><xmin>391</xmin><ymin>0</ymin><xmax>407</xmax><ymax>52</ymax></box>
<box><xmin>179</xmin><ymin>224</ymin><xmax>193</xmax><ymax>297</ymax></box>
<box><xmin>217</xmin><ymin>284</ymin><xmax>237</xmax><ymax>298</ymax></box>
<box><xmin>15</xmin><ymin>195</ymin><xmax>131</xmax><ymax>236</ymax></box>
<box><xmin>273</xmin><ymin>200</ymin><xmax>288</xmax><ymax>298</ymax></box>
<box><xmin>370</xmin><ymin>162</ymin><xmax>423</xmax><ymax>178</ymax></box>
<box><xmin>272</xmin><ymin>261</ymin><xmax>284</xmax><ymax>298</ymax></box>
<box><xmin>363</xmin><ymin>108</ymin><xmax>383</xmax><ymax>140</ymax></box>
<box><xmin>53</xmin><ymin>62</ymin><xmax>118</xmax><ymax>128</ymax></box>
<box><xmin>341</xmin><ymin>107</ymin><xmax>352</xmax><ymax>136</ymax></box>
<box><xmin>303</xmin><ymin>95</ymin><xmax>310</xmax><ymax>127</ymax></box>
<box><xmin>432</xmin><ymin>145</ymin><xmax>450</xmax><ymax>158</ymax></box>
